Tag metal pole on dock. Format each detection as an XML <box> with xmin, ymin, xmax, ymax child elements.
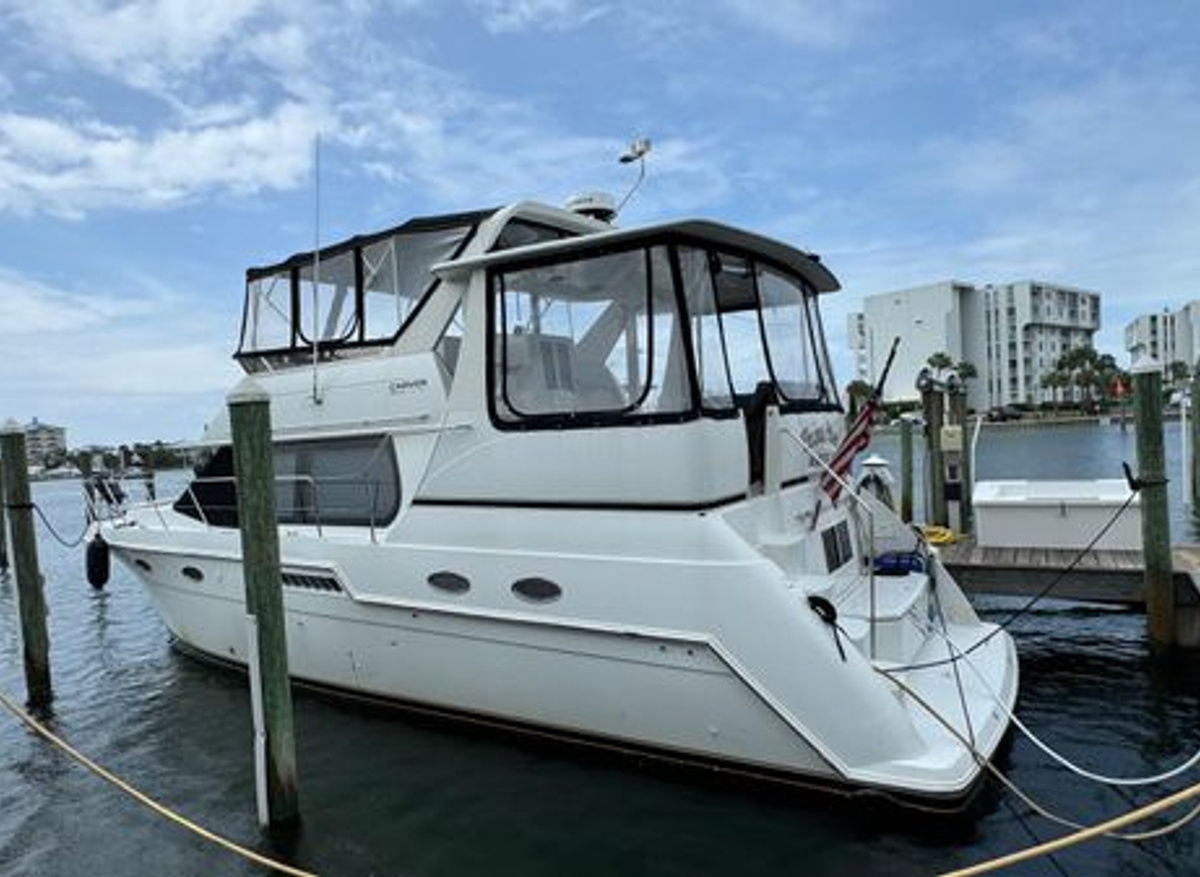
<box><xmin>228</xmin><ymin>383</ymin><xmax>300</xmax><ymax>826</ymax></box>
<box><xmin>1132</xmin><ymin>360</ymin><xmax>1174</xmax><ymax>647</ymax></box>
<box><xmin>0</xmin><ymin>422</ymin><xmax>51</xmax><ymax>705</ymax></box>
<box><xmin>0</xmin><ymin>464</ymin><xmax>8</xmax><ymax>570</ymax></box>
<box><xmin>899</xmin><ymin>417</ymin><xmax>914</xmax><ymax>524</ymax></box>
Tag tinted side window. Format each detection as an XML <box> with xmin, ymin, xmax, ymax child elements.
<box><xmin>175</xmin><ymin>437</ymin><xmax>400</xmax><ymax>528</ymax></box>
<box><xmin>274</xmin><ymin>436</ymin><xmax>399</xmax><ymax>526</ymax></box>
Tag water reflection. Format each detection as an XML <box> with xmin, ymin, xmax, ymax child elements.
<box><xmin>1</xmin><ymin>469</ymin><xmax>1199</xmax><ymax>875</ymax></box>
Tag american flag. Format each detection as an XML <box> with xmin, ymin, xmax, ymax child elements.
<box><xmin>820</xmin><ymin>337</ymin><xmax>899</xmax><ymax>502</ymax></box>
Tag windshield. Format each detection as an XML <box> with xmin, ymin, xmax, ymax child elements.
<box><xmin>489</xmin><ymin>238</ymin><xmax>837</xmax><ymax>429</ymax></box>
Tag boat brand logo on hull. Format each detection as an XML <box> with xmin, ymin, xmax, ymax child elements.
<box><xmin>389</xmin><ymin>378</ymin><xmax>429</xmax><ymax>394</ymax></box>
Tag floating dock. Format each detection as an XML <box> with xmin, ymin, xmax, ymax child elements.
<box><xmin>939</xmin><ymin>536</ymin><xmax>1200</xmax><ymax>607</ymax></box>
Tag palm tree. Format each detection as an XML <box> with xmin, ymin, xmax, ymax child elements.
<box><xmin>1055</xmin><ymin>345</ymin><xmax>1102</xmax><ymax>411</ymax></box>
<box><xmin>845</xmin><ymin>379</ymin><xmax>873</xmax><ymax>417</ymax></box>
<box><xmin>1041</xmin><ymin>371</ymin><xmax>1067</xmax><ymax>412</ymax></box>
<box><xmin>926</xmin><ymin>351</ymin><xmax>954</xmax><ymax>375</ymax></box>
<box><xmin>1169</xmin><ymin>359</ymin><xmax>1191</xmax><ymax>388</ymax></box>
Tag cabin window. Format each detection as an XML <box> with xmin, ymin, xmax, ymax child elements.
<box><xmin>757</xmin><ymin>266</ymin><xmax>825</xmax><ymax>403</ymax></box>
<box><xmin>491</xmin><ymin>245</ymin><xmax>692</xmax><ymax>425</ymax></box>
<box><xmin>298</xmin><ymin>249</ymin><xmax>358</xmax><ymax>345</ymax></box>
<box><xmin>238</xmin><ymin>213</ymin><xmax>486</xmax><ymax>368</ymax></box>
<box><xmin>243</xmin><ymin>272</ymin><xmax>294</xmax><ymax>352</ymax></box>
<box><xmin>678</xmin><ymin>247</ymin><xmax>735</xmax><ymax>411</ymax></box>
<box><xmin>683</xmin><ymin>246</ymin><xmax>834</xmax><ymax>412</ymax></box>
<box><xmin>174</xmin><ymin>436</ymin><xmax>400</xmax><ymax>529</ymax></box>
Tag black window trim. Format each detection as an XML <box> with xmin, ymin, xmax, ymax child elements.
<box><xmin>485</xmin><ymin>232</ymin><xmax>842</xmax><ymax>433</ymax></box>
<box><xmin>237</xmin><ymin>214</ymin><xmax>488</xmax><ymax>365</ymax></box>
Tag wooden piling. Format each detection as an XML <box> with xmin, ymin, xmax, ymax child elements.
<box><xmin>1133</xmin><ymin>362</ymin><xmax>1174</xmax><ymax>647</ymax></box>
<box><xmin>948</xmin><ymin>389</ymin><xmax>972</xmax><ymax>534</ymax></box>
<box><xmin>228</xmin><ymin>383</ymin><xmax>299</xmax><ymax>826</ymax></box>
<box><xmin>0</xmin><ymin>423</ymin><xmax>51</xmax><ymax>705</ymax></box>
<box><xmin>923</xmin><ymin>388</ymin><xmax>947</xmax><ymax>527</ymax></box>
<box><xmin>0</xmin><ymin>465</ymin><xmax>8</xmax><ymax>570</ymax></box>
<box><xmin>899</xmin><ymin>417</ymin><xmax>914</xmax><ymax>524</ymax></box>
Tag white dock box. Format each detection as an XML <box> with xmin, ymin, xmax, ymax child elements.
<box><xmin>972</xmin><ymin>480</ymin><xmax>1142</xmax><ymax>551</ymax></box>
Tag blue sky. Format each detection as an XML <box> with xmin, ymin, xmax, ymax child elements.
<box><xmin>1</xmin><ymin>0</ymin><xmax>1197</xmax><ymax>445</ymax></box>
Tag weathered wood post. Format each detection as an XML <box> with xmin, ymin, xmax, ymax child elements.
<box><xmin>228</xmin><ymin>383</ymin><xmax>299</xmax><ymax>826</ymax></box>
<box><xmin>899</xmin><ymin>417</ymin><xmax>914</xmax><ymax>523</ymax></box>
<box><xmin>923</xmin><ymin>387</ymin><xmax>947</xmax><ymax>527</ymax></box>
<box><xmin>0</xmin><ymin>464</ymin><xmax>8</xmax><ymax>570</ymax></box>
<box><xmin>948</xmin><ymin>387</ymin><xmax>972</xmax><ymax>534</ymax></box>
<box><xmin>0</xmin><ymin>422</ymin><xmax>51</xmax><ymax>705</ymax></box>
<box><xmin>1132</xmin><ymin>359</ymin><xmax>1174</xmax><ymax>647</ymax></box>
<box><xmin>1191</xmin><ymin>371</ymin><xmax>1200</xmax><ymax>506</ymax></box>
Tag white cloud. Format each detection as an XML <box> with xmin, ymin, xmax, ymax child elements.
<box><xmin>0</xmin><ymin>264</ymin><xmax>239</xmax><ymax>440</ymax></box>
<box><xmin>0</xmin><ymin>102</ymin><xmax>320</xmax><ymax>216</ymax></box>
<box><xmin>716</xmin><ymin>0</ymin><xmax>882</xmax><ymax>47</ymax></box>
<box><xmin>470</xmin><ymin>0</ymin><xmax>609</xmax><ymax>33</ymax></box>
<box><xmin>3</xmin><ymin>0</ymin><xmax>268</xmax><ymax>91</ymax></box>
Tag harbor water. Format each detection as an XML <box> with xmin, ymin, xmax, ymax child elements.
<box><xmin>3</xmin><ymin>420</ymin><xmax>1200</xmax><ymax>876</ymax></box>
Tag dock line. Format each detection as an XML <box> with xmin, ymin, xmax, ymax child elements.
<box><xmin>936</xmin><ymin>779</ymin><xmax>1200</xmax><ymax>877</ymax></box>
<box><xmin>0</xmin><ymin>686</ymin><xmax>319</xmax><ymax>877</ymax></box>
<box><xmin>891</xmin><ymin>489</ymin><xmax>1138</xmax><ymax>675</ymax></box>
<box><xmin>906</xmin><ymin>607</ymin><xmax>1200</xmax><ymax>789</ymax></box>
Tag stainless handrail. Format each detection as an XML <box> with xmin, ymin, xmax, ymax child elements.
<box><xmin>169</xmin><ymin>473</ymin><xmax>391</xmax><ymax>541</ymax></box>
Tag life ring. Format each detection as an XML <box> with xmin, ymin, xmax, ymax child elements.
<box><xmin>920</xmin><ymin>524</ymin><xmax>958</xmax><ymax>545</ymax></box>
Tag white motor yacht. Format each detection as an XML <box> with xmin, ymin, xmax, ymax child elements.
<box><xmin>94</xmin><ymin>199</ymin><xmax>1018</xmax><ymax>807</ymax></box>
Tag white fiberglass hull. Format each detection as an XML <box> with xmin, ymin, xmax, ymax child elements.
<box><xmin>103</xmin><ymin>497</ymin><xmax>1017</xmax><ymax>806</ymax></box>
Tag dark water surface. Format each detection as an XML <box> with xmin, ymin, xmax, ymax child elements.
<box><xmin>3</xmin><ymin>422</ymin><xmax>1200</xmax><ymax>876</ymax></box>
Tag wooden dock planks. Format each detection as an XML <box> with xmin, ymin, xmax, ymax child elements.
<box><xmin>937</xmin><ymin>536</ymin><xmax>1200</xmax><ymax>606</ymax></box>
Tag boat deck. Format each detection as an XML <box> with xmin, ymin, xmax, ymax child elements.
<box><xmin>937</xmin><ymin>537</ymin><xmax>1200</xmax><ymax>606</ymax></box>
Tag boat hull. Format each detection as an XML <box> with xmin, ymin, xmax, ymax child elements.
<box><xmin>105</xmin><ymin>503</ymin><xmax>1017</xmax><ymax>806</ymax></box>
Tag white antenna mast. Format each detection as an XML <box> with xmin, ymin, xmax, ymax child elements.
<box><xmin>311</xmin><ymin>134</ymin><xmax>323</xmax><ymax>404</ymax></box>
<box><xmin>614</xmin><ymin>137</ymin><xmax>651</xmax><ymax>218</ymax></box>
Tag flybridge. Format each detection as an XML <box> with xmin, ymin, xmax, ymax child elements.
<box><xmin>235</xmin><ymin>209</ymin><xmax>495</xmax><ymax>371</ymax></box>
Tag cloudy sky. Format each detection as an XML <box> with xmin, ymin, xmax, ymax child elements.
<box><xmin>1</xmin><ymin>0</ymin><xmax>1197</xmax><ymax>445</ymax></box>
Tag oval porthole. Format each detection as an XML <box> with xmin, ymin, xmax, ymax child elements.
<box><xmin>134</xmin><ymin>558</ymin><xmax>152</xmax><ymax>572</ymax></box>
<box><xmin>427</xmin><ymin>571</ymin><xmax>470</xmax><ymax>595</ymax></box>
<box><xmin>511</xmin><ymin>577</ymin><xmax>562</xmax><ymax>604</ymax></box>
<box><xmin>181</xmin><ymin>566</ymin><xmax>205</xmax><ymax>582</ymax></box>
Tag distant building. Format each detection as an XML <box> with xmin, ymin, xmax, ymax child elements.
<box><xmin>849</xmin><ymin>280</ymin><xmax>1101</xmax><ymax>410</ymax></box>
<box><xmin>1125</xmin><ymin>302</ymin><xmax>1200</xmax><ymax>373</ymax></box>
<box><xmin>850</xmin><ymin>280</ymin><xmax>977</xmax><ymax>403</ymax></box>
<box><xmin>24</xmin><ymin>418</ymin><xmax>67</xmax><ymax>466</ymax></box>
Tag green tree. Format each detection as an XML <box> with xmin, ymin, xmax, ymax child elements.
<box><xmin>1168</xmin><ymin>359</ymin><xmax>1191</xmax><ymax>388</ymax></box>
<box><xmin>927</xmin><ymin>351</ymin><xmax>954</xmax><ymax>374</ymax></box>
<box><xmin>845</xmin><ymin>379</ymin><xmax>873</xmax><ymax>416</ymax></box>
<box><xmin>1041</xmin><ymin>370</ymin><xmax>1068</xmax><ymax>411</ymax></box>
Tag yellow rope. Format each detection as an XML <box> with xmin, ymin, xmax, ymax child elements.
<box><xmin>920</xmin><ymin>524</ymin><xmax>958</xmax><ymax>545</ymax></box>
<box><xmin>939</xmin><ymin>779</ymin><xmax>1200</xmax><ymax>876</ymax></box>
<box><xmin>0</xmin><ymin>686</ymin><xmax>319</xmax><ymax>877</ymax></box>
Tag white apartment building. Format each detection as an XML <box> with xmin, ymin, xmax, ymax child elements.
<box><xmin>1125</xmin><ymin>302</ymin><xmax>1200</xmax><ymax>372</ymax></box>
<box><xmin>851</xmin><ymin>280</ymin><xmax>977</xmax><ymax>402</ymax></box>
<box><xmin>850</xmin><ymin>280</ymin><xmax>1100</xmax><ymax>410</ymax></box>
<box><xmin>25</xmin><ymin>418</ymin><xmax>67</xmax><ymax>465</ymax></box>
